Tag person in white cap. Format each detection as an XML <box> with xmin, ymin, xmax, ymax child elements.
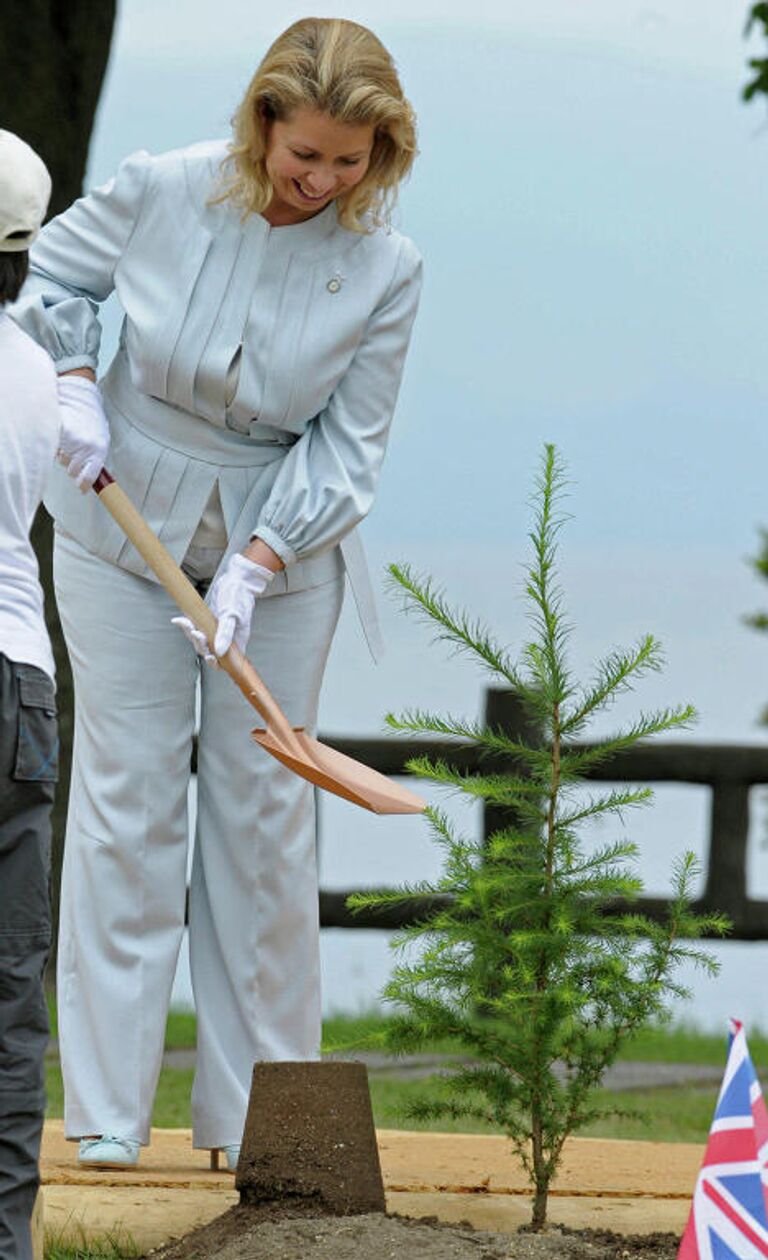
<box><xmin>0</xmin><ymin>130</ymin><xmax>58</xmax><ymax>1260</ymax></box>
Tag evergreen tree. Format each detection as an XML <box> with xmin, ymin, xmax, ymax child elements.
<box><xmin>744</xmin><ymin>3</ymin><xmax>768</xmax><ymax>105</ymax></box>
<box><xmin>351</xmin><ymin>445</ymin><xmax>728</xmax><ymax>1230</ymax></box>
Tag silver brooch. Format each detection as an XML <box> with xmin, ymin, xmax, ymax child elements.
<box><xmin>326</xmin><ymin>275</ymin><xmax>342</xmax><ymax>294</ymax></box>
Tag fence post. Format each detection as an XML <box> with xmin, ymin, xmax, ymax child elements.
<box><xmin>482</xmin><ymin>688</ymin><xmax>541</xmax><ymax>844</ymax></box>
<box><xmin>475</xmin><ymin>689</ymin><xmax>541</xmax><ymax>1012</ymax></box>
<box><xmin>701</xmin><ymin>782</ymin><xmax>751</xmax><ymax>923</ymax></box>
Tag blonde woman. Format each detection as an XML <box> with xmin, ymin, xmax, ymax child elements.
<box><xmin>11</xmin><ymin>18</ymin><xmax>421</xmax><ymax>1170</ymax></box>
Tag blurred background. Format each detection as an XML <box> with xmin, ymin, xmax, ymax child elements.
<box><xmin>6</xmin><ymin>0</ymin><xmax>768</xmax><ymax>1029</ymax></box>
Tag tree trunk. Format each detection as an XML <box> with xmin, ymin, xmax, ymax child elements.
<box><xmin>0</xmin><ymin>0</ymin><xmax>118</xmax><ymax>967</ymax></box>
<box><xmin>530</xmin><ymin>1105</ymin><xmax>549</xmax><ymax>1229</ymax></box>
<box><xmin>531</xmin><ymin>1183</ymin><xmax>548</xmax><ymax>1231</ymax></box>
<box><xmin>0</xmin><ymin>1</ymin><xmax>117</xmax><ymax>214</ymax></box>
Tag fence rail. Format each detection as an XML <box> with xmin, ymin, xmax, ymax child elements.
<box><xmin>316</xmin><ymin>690</ymin><xmax>768</xmax><ymax>939</ymax></box>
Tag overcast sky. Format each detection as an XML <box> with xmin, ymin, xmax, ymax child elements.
<box><xmin>83</xmin><ymin>0</ymin><xmax>768</xmax><ymax>746</ymax></box>
<box><xmin>112</xmin><ymin>0</ymin><xmax>752</xmax><ymax>74</ymax></box>
<box><xmin>92</xmin><ymin>0</ymin><xmax>768</xmax><ymax>1023</ymax></box>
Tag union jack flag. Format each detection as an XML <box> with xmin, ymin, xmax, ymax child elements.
<box><xmin>678</xmin><ymin>1018</ymin><xmax>768</xmax><ymax>1259</ymax></box>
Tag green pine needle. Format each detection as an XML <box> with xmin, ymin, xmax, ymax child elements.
<box><xmin>387</xmin><ymin>563</ymin><xmax>523</xmax><ymax>686</ymax></box>
<box><xmin>371</xmin><ymin>443</ymin><xmax>726</xmax><ymax>1230</ymax></box>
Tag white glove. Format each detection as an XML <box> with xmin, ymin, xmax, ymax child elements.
<box><xmin>56</xmin><ymin>374</ymin><xmax>110</xmax><ymax>492</ymax></box>
<box><xmin>172</xmin><ymin>553</ymin><xmax>275</xmax><ymax>662</ymax></box>
<box><xmin>171</xmin><ymin>618</ymin><xmax>217</xmax><ymax>665</ymax></box>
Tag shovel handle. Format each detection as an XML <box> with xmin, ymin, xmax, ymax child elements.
<box><xmin>92</xmin><ymin>471</ymin><xmax>296</xmax><ymax>741</ymax></box>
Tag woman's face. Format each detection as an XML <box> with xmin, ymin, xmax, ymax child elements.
<box><xmin>263</xmin><ymin>108</ymin><xmax>375</xmax><ymax>225</ymax></box>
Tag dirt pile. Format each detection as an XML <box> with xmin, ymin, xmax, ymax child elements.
<box><xmin>145</xmin><ymin>1206</ymin><xmax>680</xmax><ymax>1260</ymax></box>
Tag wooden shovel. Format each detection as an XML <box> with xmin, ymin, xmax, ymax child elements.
<box><xmin>92</xmin><ymin>470</ymin><xmax>425</xmax><ymax>815</ymax></box>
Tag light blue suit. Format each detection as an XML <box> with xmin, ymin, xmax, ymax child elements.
<box><xmin>11</xmin><ymin>141</ymin><xmax>422</xmax><ymax>1148</ymax></box>
<box><xmin>14</xmin><ymin>140</ymin><xmax>423</xmax><ymax>652</ymax></box>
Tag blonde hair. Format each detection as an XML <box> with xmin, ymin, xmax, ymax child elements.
<box><xmin>219</xmin><ymin>18</ymin><xmax>417</xmax><ymax>231</ymax></box>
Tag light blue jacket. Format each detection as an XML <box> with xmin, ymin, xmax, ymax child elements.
<box><xmin>11</xmin><ymin>140</ymin><xmax>423</xmax><ymax>655</ymax></box>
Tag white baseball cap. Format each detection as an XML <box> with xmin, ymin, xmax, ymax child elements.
<box><xmin>0</xmin><ymin>130</ymin><xmax>52</xmax><ymax>253</ymax></box>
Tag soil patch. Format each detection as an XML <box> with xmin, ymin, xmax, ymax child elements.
<box><xmin>238</xmin><ymin>1062</ymin><xmax>385</xmax><ymax>1214</ymax></box>
<box><xmin>144</xmin><ymin>1205</ymin><xmax>680</xmax><ymax>1260</ymax></box>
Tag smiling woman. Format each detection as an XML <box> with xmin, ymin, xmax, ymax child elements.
<box><xmin>9</xmin><ymin>15</ymin><xmax>422</xmax><ymax>1178</ymax></box>
<box><xmin>263</xmin><ymin>111</ymin><xmax>375</xmax><ymax>226</ymax></box>
<box><xmin>220</xmin><ymin>17</ymin><xmax>417</xmax><ymax>230</ymax></box>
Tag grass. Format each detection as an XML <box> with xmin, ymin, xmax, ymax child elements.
<box><xmin>614</xmin><ymin>1023</ymin><xmax>768</xmax><ymax>1068</ymax></box>
<box><xmin>44</xmin><ymin>1221</ymin><xmax>141</xmax><ymax>1260</ymax></box>
<box><xmin>322</xmin><ymin>1010</ymin><xmax>768</xmax><ymax>1070</ymax></box>
<box><xmin>46</xmin><ymin>1238</ymin><xmax>140</xmax><ymax>1260</ymax></box>
<box><xmin>46</xmin><ymin>1050</ymin><xmax>723</xmax><ymax>1141</ymax></box>
<box><xmin>582</xmin><ymin>1087</ymin><xmax>722</xmax><ymax>1143</ymax></box>
<box><xmin>164</xmin><ymin>1010</ymin><xmax>197</xmax><ymax>1051</ymax></box>
<box><xmin>43</xmin><ymin>1007</ymin><xmax>753</xmax><ymax>1143</ymax></box>
<box><xmin>368</xmin><ymin>1074</ymin><xmax>721</xmax><ymax>1143</ymax></box>
<box><xmin>327</xmin><ymin>1013</ymin><xmax>768</xmax><ymax>1081</ymax></box>
<box><xmin>49</xmin><ymin>996</ymin><xmax>762</xmax><ymax>1065</ymax></box>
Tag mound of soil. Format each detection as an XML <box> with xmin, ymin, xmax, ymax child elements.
<box><xmin>144</xmin><ymin>1205</ymin><xmax>680</xmax><ymax>1260</ymax></box>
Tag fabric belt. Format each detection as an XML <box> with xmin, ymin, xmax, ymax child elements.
<box><xmin>105</xmin><ymin>350</ymin><xmax>296</xmax><ymax>467</ymax></box>
<box><xmin>102</xmin><ymin>351</ymin><xmax>384</xmax><ymax>662</ymax></box>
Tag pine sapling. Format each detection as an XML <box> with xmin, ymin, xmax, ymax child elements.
<box><xmin>350</xmin><ymin>444</ymin><xmax>728</xmax><ymax>1230</ymax></box>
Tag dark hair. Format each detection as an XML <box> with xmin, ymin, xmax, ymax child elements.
<box><xmin>0</xmin><ymin>251</ymin><xmax>29</xmax><ymax>305</ymax></box>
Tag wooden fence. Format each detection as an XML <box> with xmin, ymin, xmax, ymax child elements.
<box><xmin>317</xmin><ymin>688</ymin><xmax>768</xmax><ymax>939</ymax></box>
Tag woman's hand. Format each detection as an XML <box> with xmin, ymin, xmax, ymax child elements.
<box><xmin>208</xmin><ymin>554</ymin><xmax>276</xmax><ymax>654</ymax></box>
<box><xmin>56</xmin><ymin>371</ymin><xmax>110</xmax><ymax>491</ymax></box>
<box><xmin>173</xmin><ymin>553</ymin><xmax>276</xmax><ymax>661</ymax></box>
<box><xmin>242</xmin><ymin>537</ymin><xmax>285</xmax><ymax>571</ymax></box>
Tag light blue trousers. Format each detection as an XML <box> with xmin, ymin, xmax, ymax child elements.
<box><xmin>53</xmin><ymin>533</ymin><xmax>343</xmax><ymax>1148</ymax></box>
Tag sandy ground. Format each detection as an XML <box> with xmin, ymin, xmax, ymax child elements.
<box><xmin>40</xmin><ymin>1122</ymin><xmax>698</xmax><ymax>1254</ymax></box>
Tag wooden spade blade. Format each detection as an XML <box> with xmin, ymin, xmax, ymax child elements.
<box><xmin>252</xmin><ymin>727</ymin><xmax>425</xmax><ymax>815</ymax></box>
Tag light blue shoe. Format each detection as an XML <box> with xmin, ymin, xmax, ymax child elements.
<box><xmin>78</xmin><ymin>1135</ymin><xmax>140</xmax><ymax>1168</ymax></box>
<box><xmin>210</xmin><ymin>1143</ymin><xmax>240</xmax><ymax>1172</ymax></box>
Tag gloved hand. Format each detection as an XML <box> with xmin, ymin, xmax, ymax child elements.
<box><xmin>172</xmin><ymin>553</ymin><xmax>275</xmax><ymax>662</ymax></box>
<box><xmin>171</xmin><ymin>618</ymin><xmax>217</xmax><ymax>665</ymax></box>
<box><xmin>56</xmin><ymin>374</ymin><xmax>110</xmax><ymax>492</ymax></box>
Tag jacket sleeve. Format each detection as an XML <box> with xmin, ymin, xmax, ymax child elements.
<box><xmin>8</xmin><ymin>151</ymin><xmax>152</xmax><ymax>374</ymax></box>
<box><xmin>254</xmin><ymin>237</ymin><xmax>423</xmax><ymax>566</ymax></box>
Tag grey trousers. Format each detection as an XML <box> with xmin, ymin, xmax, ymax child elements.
<box><xmin>0</xmin><ymin>653</ymin><xmax>56</xmax><ymax>1260</ymax></box>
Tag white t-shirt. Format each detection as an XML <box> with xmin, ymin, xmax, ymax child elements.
<box><xmin>0</xmin><ymin>312</ymin><xmax>59</xmax><ymax>680</ymax></box>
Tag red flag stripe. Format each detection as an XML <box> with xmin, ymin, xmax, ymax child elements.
<box><xmin>702</xmin><ymin>1180</ymin><xmax>768</xmax><ymax>1255</ymax></box>
<box><xmin>703</xmin><ymin>1131</ymin><xmax>761</xmax><ymax>1167</ymax></box>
